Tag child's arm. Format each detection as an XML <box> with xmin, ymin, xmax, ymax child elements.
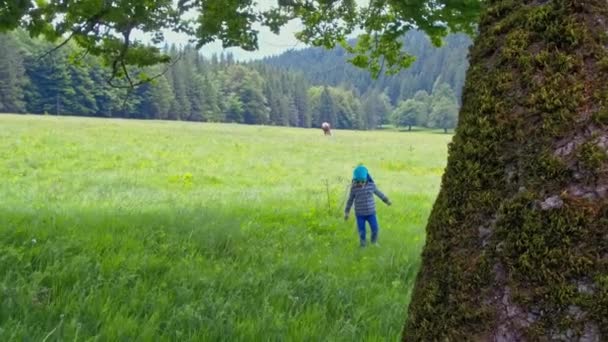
<box><xmin>344</xmin><ymin>186</ymin><xmax>356</xmax><ymax>219</ymax></box>
<box><xmin>373</xmin><ymin>185</ymin><xmax>392</xmax><ymax>205</ymax></box>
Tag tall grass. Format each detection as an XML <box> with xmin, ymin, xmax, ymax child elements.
<box><xmin>0</xmin><ymin>114</ymin><xmax>451</xmax><ymax>340</ymax></box>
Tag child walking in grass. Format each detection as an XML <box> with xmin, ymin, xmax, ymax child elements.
<box><xmin>344</xmin><ymin>165</ymin><xmax>391</xmax><ymax>247</ymax></box>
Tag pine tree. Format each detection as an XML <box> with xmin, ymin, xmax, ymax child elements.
<box><xmin>24</xmin><ymin>51</ymin><xmax>75</xmax><ymax>115</ymax></box>
<box><xmin>168</xmin><ymin>66</ymin><xmax>192</xmax><ymax>120</ymax></box>
<box><xmin>318</xmin><ymin>86</ymin><xmax>337</xmax><ymax>127</ymax></box>
<box><xmin>277</xmin><ymin>95</ymin><xmax>291</xmax><ymax>126</ymax></box>
<box><xmin>187</xmin><ymin>74</ymin><xmax>207</xmax><ymax>121</ymax></box>
<box><xmin>224</xmin><ymin>93</ymin><xmax>243</xmax><ymax>123</ymax></box>
<box><xmin>265</xmin><ymin>82</ymin><xmax>283</xmax><ymax>125</ymax></box>
<box><xmin>68</xmin><ymin>62</ymin><xmax>99</xmax><ymax>115</ymax></box>
<box><xmin>133</xmin><ymin>83</ymin><xmax>155</xmax><ymax>119</ymax></box>
<box><xmin>134</xmin><ymin>75</ymin><xmax>174</xmax><ymax>120</ymax></box>
<box><xmin>293</xmin><ymin>80</ymin><xmax>311</xmax><ymax>127</ymax></box>
<box><xmin>181</xmin><ymin>47</ymin><xmax>206</xmax><ymax>121</ymax></box>
<box><xmin>201</xmin><ymin>75</ymin><xmax>222</xmax><ymax>122</ymax></box>
<box><xmin>150</xmin><ymin>76</ymin><xmax>174</xmax><ymax>119</ymax></box>
<box><xmin>224</xmin><ymin>65</ymin><xmax>269</xmax><ymax>125</ymax></box>
<box><xmin>362</xmin><ymin>90</ymin><xmax>392</xmax><ymax>129</ymax></box>
<box><xmin>287</xmin><ymin>95</ymin><xmax>299</xmax><ymax>127</ymax></box>
<box><xmin>0</xmin><ymin>34</ymin><xmax>26</xmax><ymax>113</ymax></box>
<box><xmin>89</xmin><ymin>64</ymin><xmax>122</xmax><ymax>117</ymax></box>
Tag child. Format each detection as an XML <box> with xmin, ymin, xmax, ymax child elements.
<box><xmin>344</xmin><ymin>165</ymin><xmax>391</xmax><ymax>247</ymax></box>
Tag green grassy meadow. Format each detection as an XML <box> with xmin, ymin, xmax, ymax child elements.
<box><xmin>0</xmin><ymin>114</ymin><xmax>451</xmax><ymax>341</ymax></box>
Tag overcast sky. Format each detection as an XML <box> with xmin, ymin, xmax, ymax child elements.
<box><xmin>140</xmin><ymin>0</ymin><xmax>308</xmax><ymax>61</ymax></box>
<box><xmin>160</xmin><ymin>19</ymin><xmax>306</xmax><ymax>61</ymax></box>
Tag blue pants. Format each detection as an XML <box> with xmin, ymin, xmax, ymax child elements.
<box><xmin>356</xmin><ymin>214</ymin><xmax>379</xmax><ymax>246</ymax></box>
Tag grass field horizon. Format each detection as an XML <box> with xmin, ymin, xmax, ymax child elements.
<box><xmin>0</xmin><ymin>114</ymin><xmax>452</xmax><ymax>340</ymax></box>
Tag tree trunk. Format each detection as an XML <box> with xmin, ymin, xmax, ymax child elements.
<box><xmin>443</xmin><ymin>127</ymin><xmax>447</xmax><ymax>134</ymax></box>
<box><xmin>409</xmin><ymin>125</ymin><xmax>412</xmax><ymax>131</ymax></box>
<box><xmin>404</xmin><ymin>0</ymin><xmax>608</xmax><ymax>340</ymax></box>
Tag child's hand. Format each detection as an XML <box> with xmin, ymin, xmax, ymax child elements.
<box><xmin>344</xmin><ymin>213</ymin><xmax>349</xmax><ymax>221</ymax></box>
<box><xmin>386</xmin><ymin>200</ymin><xmax>392</xmax><ymax>206</ymax></box>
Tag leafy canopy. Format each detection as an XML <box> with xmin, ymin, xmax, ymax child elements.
<box><xmin>0</xmin><ymin>0</ymin><xmax>481</xmax><ymax>82</ymax></box>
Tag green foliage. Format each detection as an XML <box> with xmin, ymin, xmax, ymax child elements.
<box><xmin>392</xmin><ymin>99</ymin><xmax>424</xmax><ymax>130</ymax></box>
<box><xmin>308</xmin><ymin>85</ymin><xmax>366</xmax><ymax>129</ymax></box>
<box><xmin>391</xmin><ymin>82</ymin><xmax>459</xmax><ymax>132</ymax></box>
<box><xmin>0</xmin><ymin>0</ymin><xmax>482</xmax><ymax>81</ymax></box>
<box><xmin>0</xmin><ymin>114</ymin><xmax>452</xmax><ymax>340</ymax></box>
<box><xmin>294</xmin><ymin>0</ymin><xmax>480</xmax><ymax>77</ymax></box>
<box><xmin>362</xmin><ymin>90</ymin><xmax>392</xmax><ymax>128</ymax></box>
<box><xmin>428</xmin><ymin>98</ymin><xmax>458</xmax><ymax>133</ymax></box>
<box><xmin>224</xmin><ymin>65</ymin><xmax>270</xmax><ymax>125</ymax></box>
<box><xmin>24</xmin><ymin>49</ymin><xmax>76</xmax><ymax>115</ymax></box>
<box><xmin>344</xmin><ymin>32</ymin><xmax>416</xmax><ymax>78</ymax></box>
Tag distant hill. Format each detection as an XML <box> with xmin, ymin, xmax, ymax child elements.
<box><xmin>261</xmin><ymin>30</ymin><xmax>473</xmax><ymax>104</ymax></box>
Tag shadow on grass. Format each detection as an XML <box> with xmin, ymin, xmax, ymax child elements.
<box><xmin>0</xmin><ymin>206</ymin><xmax>246</xmax><ymax>263</ymax></box>
<box><xmin>0</xmin><ymin>204</ymin><xmax>421</xmax><ymax>341</ymax></box>
<box><xmin>428</xmin><ymin>130</ymin><xmax>454</xmax><ymax>135</ymax></box>
<box><xmin>375</xmin><ymin>126</ymin><xmax>454</xmax><ymax>134</ymax></box>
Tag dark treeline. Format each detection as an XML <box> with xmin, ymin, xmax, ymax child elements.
<box><xmin>0</xmin><ymin>30</ymin><xmax>471</xmax><ymax>130</ymax></box>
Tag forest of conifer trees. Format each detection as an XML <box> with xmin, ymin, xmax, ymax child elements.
<box><xmin>0</xmin><ymin>30</ymin><xmax>471</xmax><ymax>131</ymax></box>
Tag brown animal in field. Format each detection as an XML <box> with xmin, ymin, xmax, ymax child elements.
<box><xmin>321</xmin><ymin>122</ymin><xmax>331</xmax><ymax>135</ymax></box>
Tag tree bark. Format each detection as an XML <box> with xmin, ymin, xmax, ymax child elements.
<box><xmin>404</xmin><ymin>0</ymin><xmax>608</xmax><ymax>340</ymax></box>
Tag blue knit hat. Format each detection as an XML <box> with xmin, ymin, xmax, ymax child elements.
<box><xmin>353</xmin><ymin>165</ymin><xmax>368</xmax><ymax>181</ymax></box>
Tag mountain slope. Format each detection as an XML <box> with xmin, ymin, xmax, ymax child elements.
<box><xmin>262</xmin><ymin>31</ymin><xmax>473</xmax><ymax>104</ymax></box>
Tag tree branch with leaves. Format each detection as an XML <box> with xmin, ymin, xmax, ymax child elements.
<box><xmin>0</xmin><ymin>0</ymin><xmax>482</xmax><ymax>84</ymax></box>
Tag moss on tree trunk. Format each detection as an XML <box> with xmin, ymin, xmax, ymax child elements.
<box><xmin>403</xmin><ymin>0</ymin><xmax>608</xmax><ymax>340</ymax></box>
